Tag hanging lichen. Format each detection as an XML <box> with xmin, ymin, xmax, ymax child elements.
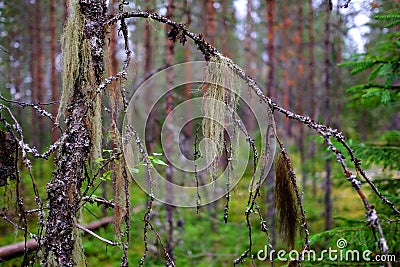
<box><xmin>274</xmin><ymin>151</ymin><xmax>299</xmax><ymax>249</ymax></box>
<box><xmin>57</xmin><ymin>0</ymin><xmax>84</xmax><ymax>124</ymax></box>
<box><xmin>58</xmin><ymin>0</ymin><xmax>102</xmax><ymax>162</ymax></box>
<box><xmin>104</xmin><ymin>29</ymin><xmax>128</xmax><ymax>241</ymax></box>
<box><xmin>202</xmin><ymin>56</ymin><xmax>240</xmax><ymax>181</ymax></box>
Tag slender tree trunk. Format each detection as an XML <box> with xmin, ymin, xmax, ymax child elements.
<box><xmin>295</xmin><ymin>3</ymin><xmax>306</xmax><ymax>193</ymax></box>
<box><xmin>335</xmin><ymin>4</ymin><xmax>343</xmax><ymax>129</ymax></box>
<box><xmin>165</xmin><ymin>0</ymin><xmax>175</xmax><ymax>263</ymax></box>
<box><xmin>281</xmin><ymin>2</ymin><xmax>291</xmax><ymax>139</ymax></box>
<box><xmin>28</xmin><ymin>2</ymin><xmax>37</xmax><ymax>144</ymax></box>
<box><xmin>307</xmin><ymin>0</ymin><xmax>317</xmax><ymax>196</ymax></box>
<box><xmin>220</xmin><ymin>0</ymin><xmax>230</xmax><ymax>56</ymax></box>
<box><xmin>323</xmin><ymin>2</ymin><xmax>332</xmax><ymax>231</ymax></box>
<box><xmin>265</xmin><ymin>0</ymin><xmax>277</xmax><ymax>249</ymax></box>
<box><xmin>245</xmin><ymin>0</ymin><xmax>255</xmax><ymax>132</ymax></box>
<box><xmin>144</xmin><ymin>0</ymin><xmax>155</xmax><ymax>154</ymax></box>
<box><xmin>50</xmin><ymin>0</ymin><xmax>58</xmax><ymax>144</ymax></box>
<box><xmin>35</xmin><ymin>0</ymin><xmax>45</xmax><ymax>150</ymax></box>
<box><xmin>203</xmin><ymin>0</ymin><xmax>218</xmax><ymax>233</ymax></box>
<box><xmin>205</xmin><ymin>0</ymin><xmax>216</xmax><ymax>46</ymax></box>
<box><xmin>108</xmin><ymin>0</ymin><xmax>121</xmax><ymax>224</ymax></box>
<box><xmin>43</xmin><ymin>1</ymin><xmax>107</xmax><ymax>266</ymax></box>
<box><xmin>183</xmin><ymin>0</ymin><xmax>192</xmax><ymax>159</ymax></box>
<box><xmin>266</xmin><ymin>0</ymin><xmax>275</xmax><ymax>99</ymax></box>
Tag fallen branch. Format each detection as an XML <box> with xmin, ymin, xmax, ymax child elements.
<box><xmin>0</xmin><ymin>216</ymin><xmax>113</xmax><ymax>262</ymax></box>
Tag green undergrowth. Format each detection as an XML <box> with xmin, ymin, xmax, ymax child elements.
<box><xmin>0</xmin><ymin>148</ymin><xmax>399</xmax><ymax>266</ymax></box>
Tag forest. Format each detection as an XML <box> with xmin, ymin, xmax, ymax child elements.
<box><xmin>0</xmin><ymin>0</ymin><xmax>399</xmax><ymax>266</ymax></box>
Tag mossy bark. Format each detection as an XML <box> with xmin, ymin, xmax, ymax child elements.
<box><xmin>43</xmin><ymin>1</ymin><xmax>106</xmax><ymax>266</ymax></box>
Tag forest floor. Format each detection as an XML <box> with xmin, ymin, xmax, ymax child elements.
<box><xmin>0</xmin><ymin>158</ymin><xmax>398</xmax><ymax>266</ymax></box>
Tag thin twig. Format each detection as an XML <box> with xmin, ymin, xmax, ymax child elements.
<box><xmin>75</xmin><ymin>223</ymin><xmax>117</xmax><ymax>246</ymax></box>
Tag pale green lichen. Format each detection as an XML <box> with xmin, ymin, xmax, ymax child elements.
<box><xmin>202</xmin><ymin>56</ymin><xmax>240</xmax><ymax>180</ymax></box>
<box><xmin>58</xmin><ymin>0</ymin><xmax>102</xmax><ymax>162</ymax></box>
<box><xmin>57</xmin><ymin>0</ymin><xmax>84</xmax><ymax>124</ymax></box>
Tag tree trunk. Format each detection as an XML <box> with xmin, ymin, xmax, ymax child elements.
<box><xmin>28</xmin><ymin>2</ymin><xmax>37</xmax><ymax>144</ymax></box>
<box><xmin>144</xmin><ymin>0</ymin><xmax>155</xmax><ymax>154</ymax></box>
<box><xmin>266</xmin><ymin>0</ymin><xmax>275</xmax><ymax>99</ymax></box>
<box><xmin>295</xmin><ymin>3</ymin><xmax>306</xmax><ymax>193</ymax></box>
<box><xmin>245</xmin><ymin>0</ymin><xmax>255</xmax><ymax>131</ymax></box>
<box><xmin>335</xmin><ymin>3</ymin><xmax>343</xmax><ymax>129</ymax></box>
<box><xmin>107</xmin><ymin>0</ymin><xmax>124</xmax><ymax>234</ymax></box>
<box><xmin>50</xmin><ymin>0</ymin><xmax>58</xmax><ymax>144</ymax></box>
<box><xmin>43</xmin><ymin>1</ymin><xmax>106</xmax><ymax>266</ymax></box>
<box><xmin>323</xmin><ymin>2</ymin><xmax>332</xmax><ymax>231</ymax></box>
<box><xmin>165</xmin><ymin>0</ymin><xmax>175</xmax><ymax>263</ymax></box>
<box><xmin>307</xmin><ymin>0</ymin><xmax>317</xmax><ymax>196</ymax></box>
<box><xmin>183</xmin><ymin>0</ymin><xmax>192</xmax><ymax>159</ymax></box>
<box><xmin>220</xmin><ymin>0</ymin><xmax>230</xmax><ymax>56</ymax></box>
<box><xmin>265</xmin><ymin>0</ymin><xmax>276</xmax><ymax>249</ymax></box>
<box><xmin>35</xmin><ymin>0</ymin><xmax>45</xmax><ymax>150</ymax></box>
<box><xmin>205</xmin><ymin>0</ymin><xmax>216</xmax><ymax>46</ymax></box>
<box><xmin>280</xmin><ymin>2</ymin><xmax>291</xmax><ymax>138</ymax></box>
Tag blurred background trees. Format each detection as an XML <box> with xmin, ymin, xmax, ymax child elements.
<box><xmin>0</xmin><ymin>0</ymin><xmax>399</xmax><ymax>265</ymax></box>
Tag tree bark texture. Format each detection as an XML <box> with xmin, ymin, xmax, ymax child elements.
<box><xmin>43</xmin><ymin>1</ymin><xmax>106</xmax><ymax>266</ymax></box>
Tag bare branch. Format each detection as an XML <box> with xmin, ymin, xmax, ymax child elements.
<box><xmin>75</xmin><ymin>223</ymin><xmax>117</xmax><ymax>246</ymax></box>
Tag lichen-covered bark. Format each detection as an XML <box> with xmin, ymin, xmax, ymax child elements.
<box><xmin>43</xmin><ymin>1</ymin><xmax>106</xmax><ymax>266</ymax></box>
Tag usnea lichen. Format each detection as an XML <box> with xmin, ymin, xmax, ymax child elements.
<box><xmin>202</xmin><ymin>56</ymin><xmax>240</xmax><ymax>180</ymax></box>
<box><xmin>58</xmin><ymin>0</ymin><xmax>102</xmax><ymax>162</ymax></box>
<box><xmin>58</xmin><ymin>0</ymin><xmax>84</xmax><ymax>124</ymax></box>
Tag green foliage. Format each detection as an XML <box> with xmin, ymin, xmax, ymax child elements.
<box><xmin>374</xmin><ymin>14</ymin><xmax>400</xmax><ymax>28</ymax></box>
<box><xmin>340</xmin><ymin>9</ymin><xmax>400</xmax><ymax>171</ymax></box>
<box><xmin>309</xmin><ymin>8</ymin><xmax>400</xmax><ymax>266</ymax></box>
<box><xmin>340</xmin><ymin>9</ymin><xmax>400</xmax><ymax>107</ymax></box>
<box><xmin>354</xmin><ymin>130</ymin><xmax>400</xmax><ymax>170</ymax></box>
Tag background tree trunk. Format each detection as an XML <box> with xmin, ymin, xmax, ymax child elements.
<box><xmin>50</xmin><ymin>0</ymin><xmax>58</xmax><ymax>144</ymax></box>
<box><xmin>28</xmin><ymin>2</ymin><xmax>37</xmax><ymax>145</ymax></box>
<box><xmin>307</xmin><ymin>0</ymin><xmax>317</xmax><ymax>196</ymax></box>
<box><xmin>165</xmin><ymin>0</ymin><xmax>176</xmax><ymax>263</ymax></box>
<box><xmin>323</xmin><ymin>1</ymin><xmax>332</xmax><ymax>231</ymax></box>
<box><xmin>266</xmin><ymin>0</ymin><xmax>275</xmax><ymax>99</ymax></box>
<box><xmin>35</xmin><ymin>0</ymin><xmax>45</xmax><ymax>150</ymax></box>
<box><xmin>265</xmin><ymin>0</ymin><xmax>277</xmax><ymax>249</ymax></box>
<box><xmin>295</xmin><ymin>3</ymin><xmax>306</xmax><ymax>193</ymax></box>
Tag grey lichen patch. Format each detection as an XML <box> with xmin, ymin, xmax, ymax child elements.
<box><xmin>202</xmin><ymin>56</ymin><xmax>240</xmax><ymax>180</ymax></box>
